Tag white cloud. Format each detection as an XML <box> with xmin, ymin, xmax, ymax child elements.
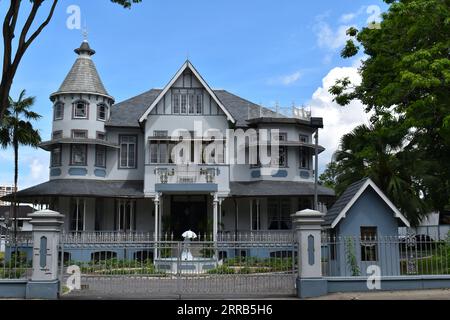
<box><xmin>267</xmin><ymin>70</ymin><xmax>302</xmax><ymax>86</ymax></box>
<box><xmin>315</xmin><ymin>22</ymin><xmax>353</xmax><ymax>50</ymax></box>
<box><xmin>339</xmin><ymin>13</ymin><xmax>357</xmax><ymax>23</ymax></box>
<box><xmin>307</xmin><ymin>65</ymin><xmax>372</xmax><ymax>170</ymax></box>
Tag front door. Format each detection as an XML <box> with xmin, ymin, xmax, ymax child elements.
<box><xmin>170</xmin><ymin>195</ymin><xmax>208</xmax><ymax>240</ymax></box>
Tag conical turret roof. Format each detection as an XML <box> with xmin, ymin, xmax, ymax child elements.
<box><xmin>51</xmin><ymin>40</ymin><xmax>113</xmax><ymax>100</ymax></box>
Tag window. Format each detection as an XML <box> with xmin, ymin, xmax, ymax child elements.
<box><xmin>276</xmin><ymin>133</ymin><xmax>288</xmax><ymax>167</ymax></box>
<box><xmin>150</xmin><ymin>141</ymin><xmax>171</xmax><ymax>164</ymax></box>
<box><xmin>119</xmin><ymin>135</ymin><xmax>137</xmax><ymax>168</ymax></box>
<box><xmin>299</xmin><ymin>134</ymin><xmax>309</xmax><ymax>143</ymax></box>
<box><xmin>70</xmin><ymin>198</ymin><xmax>85</xmax><ymax>232</ymax></box>
<box><xmin>95</xmin><ymin>145</ymin><xmax>106</xmax><ymax>167</ymax></box>
<box><xmin>97</xmin><ymin>103</ymin><xmax>108</xmax><ymax>121</ymax></box>
<box><xmin>251</xmin><ymin>199</ymin><xmax>261</xmax><ymax>231</ymax></box>
<box><xmin>188</xmin><ymin>94</ymin><xmax>195</xmax><ymax>114</ymax></box>
<box><xmin>172</xmin><ymin>91</ymin><xmax>203</xmax><ymax>115</ymax></box>
<box><xmin>115</xmin><ymin>200</ymin><xmax>136</xmax><ymax>231</ymax></box>
<box><xmin>72</xmin><ymin>130</ymin><xmax>88</xmax><ymax>139</ymax></box>
<box><xmin>54</xmin><ymin>103</ymin><xmax>64</xmax><ymax>120</ymax></box>
<box><xmin>196</xmin><ymin>95</ymin><xmax>203</xmax><ymax>114</ymax></box>
<box><xmin>180</xmin><ymin>94</ymin><xmax>187</xmax><ymax>114</ymax></box>
<box><xmin>51</xmin><ymin>146</ymin><xmax>61</xmax><ymax>167</ymax></box>
<box><xmin>299</xmin><ymin>148</ymin><xmax>311</xmax><ymax>169</ymax></box>
<box><xmin>96</xmin><ymin>132</ymin><xmax>106</xmax><ymax>140</ymax></box>
<box><xmin>71</xmin><ymin>144</ymin><xmax>87</xmax><ymax>166</ymax></box>
<box><xmin>52</xmin><ymin>131</ymin><xmax>63</xmax><ymax>140</ymax></box>
<box><xmin>173</xmin><ymin>94</ymin><xmax>180</xmax><ymax>114</ymax></box>
<box><xmin>268</xmin><ymin>198</ymin><xmax>291</xmax><ymax>230</ymax></box>
<box><xmin>153</xmin><ymin>131</ymin><xmax>168</xmax><ymax>137</ymax></box>
<box><xmin>73</xmin><ymin>101</ymin><xmax>88</xmax><ymax>119</ymax></box>
<box><xmin>360</xmin><ymin>227</ymin><xmax>378</xmax><ymax>261</ymax></box>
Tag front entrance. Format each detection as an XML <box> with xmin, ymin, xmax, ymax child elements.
<box><xmin>170</xmin><ymin>195</ymin><xmax>208</xmax><ymax>240</ymax></box>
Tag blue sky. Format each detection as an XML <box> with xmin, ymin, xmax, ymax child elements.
<box><xmin>0</xmin><ymin>0</ymin><xmax>387</xmax><ymax>189</ymax></box>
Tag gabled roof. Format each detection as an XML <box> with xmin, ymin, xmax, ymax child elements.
<box><xmin>106</xmin><ymin>89</ymin><xmax>279</xmax><ymax>128</ymax></box>
<box><xmin>50</xmin><ymin>41</ymin><xmax>113</xmax><ymax>100</ymax></box>
<box><xmin>324</xmin><ymin>178</ymin><xmax>410</xmax><ymax>228</ymax></box>
<box><xmin>138</xmin><ymin>61</ymin><xmax>236</xmax><ymax>123</ymax></box>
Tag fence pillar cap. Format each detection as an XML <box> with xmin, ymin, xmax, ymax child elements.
<box><xmin>28</xmin><ymin>209</ymin><xmax>64</xmax><ymax>226</ymax></box>
<box><xmin>291</xmin><ymin>209</ymin><xmax>324</xmax><ymax>226</ymax></box>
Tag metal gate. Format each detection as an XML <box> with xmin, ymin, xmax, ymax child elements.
<box><xmin>59</xmin><ymin>237</ymin><xmax>297</xmax><ymax>299</ymax></box>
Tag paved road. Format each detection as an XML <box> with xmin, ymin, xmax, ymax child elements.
<box><xmin>309</xmin><ymin>288</ymin><xmax>450</xmax><ymax>300</ymax></box>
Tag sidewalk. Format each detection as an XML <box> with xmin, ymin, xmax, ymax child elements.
<box><xmin>309</xmin><ymin>289</ymin><xmax>450</xmax><ymax>300</ymax></box>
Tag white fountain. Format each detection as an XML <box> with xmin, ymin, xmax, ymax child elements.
<box><xmin>154</xmin><ymin>230</ymin><xmax>218</xmax><ymax>274</ymax></box>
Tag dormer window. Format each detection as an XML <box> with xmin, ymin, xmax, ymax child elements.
<box><xmin>73</xmin><ymin>101</ymin><xmax>88</xmax><ymax>119</ymax></box>
<box><xmin>54</xmin><ymin>102</ymin><xmax>64</xmax><ymax>120</ymax></box>
<box><xmin>97</xmin><ymin>103</ymin><xmax>108</xmax><ymax>121</ymax></box>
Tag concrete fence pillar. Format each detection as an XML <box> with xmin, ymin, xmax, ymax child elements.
<box><xmin>292</xmin><ymin>209</ymin><xmax>327</xmax><ymax>298</ymax></box>
<box><xmin>26</xmin><ymin>209</ymin><xmax>64</xmax><ymax>299</ymax></box>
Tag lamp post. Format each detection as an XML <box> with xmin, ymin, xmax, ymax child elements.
<box><xmin>310</xmin><ymin>117</ymin><xmax>323</xmax><ymax>211</ymax></box>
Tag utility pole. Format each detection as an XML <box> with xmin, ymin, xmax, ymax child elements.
<box><xmin>310</xmin><ymin>117</ymin><xmax>324</xmax><ymax>211</ymax></box>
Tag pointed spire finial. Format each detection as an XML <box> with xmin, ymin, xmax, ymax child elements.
<box><xmin>82</xmin><ymin>20</ymin><xmax>88</xmax><ymax>42</ymax></box>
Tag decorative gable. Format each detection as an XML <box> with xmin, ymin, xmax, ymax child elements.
<box><xmin>139</xmin><ymin>61</ymin><xmax>235</xmax><ymax>122</ymax></box>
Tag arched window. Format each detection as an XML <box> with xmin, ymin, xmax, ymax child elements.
<box><xmin>97</xmin><ymin>103</ymin><xmax>108</xmax><ymax>121</ymax></box>
<box><xmin>72</xmin><ymin>100</ymin><xmax>88</xmax><ymax>119</ymax></box>
<box><xmin>53</xmin><ymin>102</ymin><xmax>64</xmax><ymax>120</ymax></box>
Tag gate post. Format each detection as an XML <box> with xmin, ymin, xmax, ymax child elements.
<box><xmin>26</xmin><ymin>209</ymin><xmax>64</xmax><ymax>299</ymax></box>
<box><xmin>292</xmin><ymin>209</ymin><xmax>327</xmax><ymax>299</ymax></box>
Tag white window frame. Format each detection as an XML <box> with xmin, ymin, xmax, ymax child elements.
<box><xmin>71</xmin><ymin>144</ymin><xmax>87</xmax><ymax>166</ymax></box>
<box><xmin>116</xmin><ymin>199</ymin><xmax>136</xmax><ymax>231</ymax></box>
<box><xmin>54</xmin><ymin>102</ymin><xmax>64</xmax><ymax>120</ymax></box>
<box><xmin>119</xmin><ymin>135</ymin><xmax>137</xmax><ymax>168</ymax></box>
<box><xmin>51</xmin><ymin>146</ymin><xmax>62</xmax><ymax>167</ymax></box>
<box><xmin>97</xmin><ymin>103</ymin><xmax>108</xmax><ymax>121</ymax></box>
<box><xmin>70</xmin><ymin>198</ymin><xmax>85</xmax><ymax>232</ymax></box>
<box><xmin>95</xmin><ymin>145</ymin><xmax>106</xmax><ymax>167</ymax></box>
<box><xmin>73</xmin><ymin>101</ymin><xmax>88</xmax><ymax>119</ymax></box>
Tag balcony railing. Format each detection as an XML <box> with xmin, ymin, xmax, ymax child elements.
<box><xmin>154</xmin><ymin>166</ymin><xmax>219</xmax><ymax>184</ymax></box>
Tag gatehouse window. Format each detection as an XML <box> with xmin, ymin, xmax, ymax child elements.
<box><xmin>360</xmin><ymin>226</ymin><xmax>378</xmax><ymax>261</ymax></box>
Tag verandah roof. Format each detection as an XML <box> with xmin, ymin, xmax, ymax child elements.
<box><xmin>1</xmin><ymin>179</ymin><xmax>144</xmax><ymax>202</ymax></box>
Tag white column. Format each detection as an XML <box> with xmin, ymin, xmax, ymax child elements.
<box><xmin>153</xmin><ymin>193</ymin><xmax>160</xmax><ymax>259</ymax></box>
<box><xmin>212</xmin><ymin>193</ymin><xmax>219</xmax><ymax>242</ymax></box>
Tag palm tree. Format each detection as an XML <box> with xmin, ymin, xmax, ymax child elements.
<box><xmin>0</xmin><ymin>90</ymin><xmax>42</xmax><ymax>238</ymax></box>
<box><xmin>332</xmin><ymin>118</ymin><xmax>429</xmax><ymax>225</ymax></box>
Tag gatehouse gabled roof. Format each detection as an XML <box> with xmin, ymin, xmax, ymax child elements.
<box><xmin>324</xmin><ymin>178</ymin><xmax>410</xmax><ymax>228</ymax></box>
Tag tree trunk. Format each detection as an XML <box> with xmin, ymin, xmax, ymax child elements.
<box><xmin>12</xmin><ymin>136</ymin><xmax>18</xmax><ymax>242</ymax></box>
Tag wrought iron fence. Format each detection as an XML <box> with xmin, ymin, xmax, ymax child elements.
<box><xmin>59</xmin><ymin>238</ymin><xmax>297</xmax><ymax>298</ymax></box>
<box><xmin>321</xmin><ymin>233</ymin><xmax>450</xmax><ymax>277</ymax></box>
<box><xmin>0</xmin><ymin>228</ymin><xmax>32</xmax><ymax>280</ymax></box>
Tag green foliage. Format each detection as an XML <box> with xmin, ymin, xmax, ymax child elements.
<box><xmin>110</xmin><ymin>0</ymin><xmax>142</xmax><ymax>8</ymax></box>
<box><xmin>345</xmin><ymin>238</ymin><xmax>361</xmax><ymax>276</ymax></box>
<box><xmin>329</xmin><ymin>0</ymin><xmax>450</xmax><ymax>220</ymax></box>
<box><xmin>319</xmin><ymin>161</ymin><xmax>338</xmax><ymax>190</ymax></box>
<box><xmin>207</xmin><ymin>265</ymin><xmax>235</xmax><ymax>274</ymax></box>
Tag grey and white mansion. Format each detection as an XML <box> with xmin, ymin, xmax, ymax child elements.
<box><xmin>8</xmin><ymin>40</ymin><xmax>334</xmax><ymax>240</ymax></box>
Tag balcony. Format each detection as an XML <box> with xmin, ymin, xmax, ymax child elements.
<box><xmin>154</xmin><ymin>165</ymin><xmax>218</xmax><ymax>184</ymax></box>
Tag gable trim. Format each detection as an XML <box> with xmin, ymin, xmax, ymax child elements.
<box><xmin>330</xmin><ymin>178</ymin><xmax>410</xmax><ymax>228</ymax></box>
<box><xmin>138</xmin><ymin>61</ymin><xmax>236</xmax><ymax>123</ymax></box>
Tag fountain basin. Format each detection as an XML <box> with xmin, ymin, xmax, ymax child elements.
<box><xmin>154</xmin><ymin>257</ymin><xmax>219</xmax><ymax>274</ymax></box>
